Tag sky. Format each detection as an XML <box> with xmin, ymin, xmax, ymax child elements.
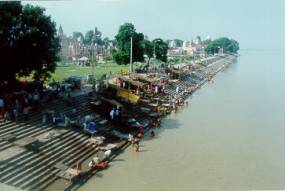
<box><xmin>23</xmin><ymin>0</ymin><xmax>285</xmax><ymax>50</ymax></box>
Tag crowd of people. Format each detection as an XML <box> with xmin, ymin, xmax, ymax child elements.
<box><xmin>0</xmin><ymin>90</ymin><xmax>42</xmax><ymax>122</ymax></box>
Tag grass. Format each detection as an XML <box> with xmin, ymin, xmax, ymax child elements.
<box><xmin>51</xmin><ymin>59</ymin><xmax>164</xmax><ymax>82</ymax></box>
<box><xmin>50</xmin><ymin>55</ymin><xmax>200</xmax><ymax>82</ymax></box>
<box><xmin>51</xmin><ymin>63</ymin><xmax>129</xmax><ymax>82</ymax></box>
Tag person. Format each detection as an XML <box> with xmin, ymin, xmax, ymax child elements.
<box><xmin>4</xmin><ymin>111</ymin><xmax>10</xmax><ymax>122</ymax></box>
<box><xmin>139</xmin><ymin>124</ymin><xmax>144</xmax><ymax>134</ymax></box>
<box><xmin>23</xmin><ymin>107</ymin><xmax>29</xmax><ymax>120</ymax></box>
<box><xmin>185</xmin><ymin>101</ymin><xmax>189</xmax><ymax>106</ymax></box>
<box><xmin>76</xmin><ymin>160</ymin><xmax>82</xmax><ymax>174</ymax></box>
<box><xmin>176</xmin><ymin>86</ymin><xmax>179</xmax><ymax>94</ymax></box>
<box><xmin>13</xmin><ymin>108</ymin><xmax>18</xmax><ymax>122</ymax></box>
<box><xmin>42</xmin><ymin>112</ymin><xmax>47</xmax><ymax>123</ymax></box>
<box><xmin>33</xmin><ymin>91</ymin><xmax>40</xmax><ymax>108</ymax></box>
<box><xmin>109</xmin><ymin>108</ymin><xmax>115</xmax><ymax>121</ymax></box>
<box><xmin>115</xmin><ymin>107</ymin><xmax>120</xmax><ymax>122</ymax></box>
<box><xmin>155</xmin><ymin>85</ymin><xmax>158</xmax><ymax>94</ymax></box>
<box><xmin>0</xmin><ymin>97</ymin><xmax>4</xmax><ymax>118</ymax></box>
<box><xmin>104</xmin><ymin>149</ymin><xmax>112</xmax><ymax>160</ymax></box>
<box><xmin>128</xmin><ymin>133</ymin><xmax>134</xmax><ymax>143</ymax></box>
<box><xmin>150</xmin><ymin>131</ymin><xmax>155</xmax><ymax>138</ymax></box>
<box><xmin>156</xmin><ymin>105</ymin><xmax>161</xmax><ymax>113</ymax></box>
<box><xmin>88</xmin><ymin>157</ymin><xmax>101</xmax><ymax>169</ymax></box>
<box><xmin>95</xmin><ymin>82</ymin><xmax>100</xmax><ymax>93</ymax></box>
<box><xmin>88</xmin><ymin>159</ymin><xmax>96</xmax><ymax>169</ymax></box>
<box><xmin>15</xmin><ymin>100</ymin><xmax>21</xmax><ymax>113</ymax></box>
<box><xmin>134</xmin><ymin>140</ymin><xmax>140</xmax><ymax>152</ymax></box>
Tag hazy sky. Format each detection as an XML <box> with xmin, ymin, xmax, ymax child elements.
<box><xmin>23</xmin><ymin>0</ymin><xmax>285</xmax><ymax>49</ymax></box>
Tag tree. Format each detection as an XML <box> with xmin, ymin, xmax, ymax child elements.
<box><xmin>153</xmin><ymin>38</ymin><xmax>168</xmax><ymax>62</ymax></box>
<box><xmin>112</xmin><ymin>23</ymin><xmax>144</xmax><ymax>65</ymax></box>
<box><xmin>205</xmin><ymin>37</ymin><xmax>239</xmax><ymax>54</ymax></box>
<box><xmin>174</xmin><ymin>39</ymin><xmax>183</xmax><ymax>47</ymax></box>
<box><xmin>73</xmin><ymin>32</ymin><xmax>84</xmax><ymax>42</ymax></box>
<box><xmin>94</xmin><ymin>27</ymin><xmax>102</xmax><ymax>45</ymax></box>
<box><xmin>84</xmin><ymin>30</ymin><xmax>94</xmax><ymax>45</ymax></box>
<box><xmin>0</xmin><ymin>2</ymin><xmax>60</xmax><ymax>82</ymax></box>
<box><xmin>0</xmin><ymin>1</ymin><xmax>22</xmax><ymax>81</ymax></box>
<box><xmin>202</xmin><ymin>39</ymin><xmax>212</xmax><ymax>47</ymax></box>
<box><xmin>165</xmin><ymin>40</ymin><xmax>172</xmax><ymax>46</ymax></box>
<box><xmin>143</xmin><ymin>40</ymin><xmax>154</xmax><ymax>65</ymax></box>
<box><xmin>83</xmin><ymin>27</ymin><xmax>103</xmax><ymax>45</ymax></box>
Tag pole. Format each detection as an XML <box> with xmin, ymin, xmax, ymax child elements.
<box><xmin>92</xmin><ymin>46</ymin><xmax>95</xmax><ymax>89</ymax></box>
<box><xmin>153</xmin><ymin>42</ymin><xmax>156</xmax><ymax>59</ymax></box>
<box><xmin>130</xmin><ymin>36</ymin><xmax>133</xmax><ymax>74</ymax></box>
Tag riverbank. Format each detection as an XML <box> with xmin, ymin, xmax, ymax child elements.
<box><xmin>0</xmin><ymin>54</ymin><xmax>237</xmax><ymax>191</ymax></box>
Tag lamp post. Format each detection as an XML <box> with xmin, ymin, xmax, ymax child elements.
<box><xmin>129</xmin><ymin>36</ymin><xmax>133</xmax><ymax>74</ymax></box>
<box><xmin>91</xmin><ymin>44</ymin><xmax>95</xmax><ymax>90</ymax></box>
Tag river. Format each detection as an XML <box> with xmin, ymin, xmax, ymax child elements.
<box><xmin>80</xmin><ymin>50</ymin><xmax>285</xmax><ymax>191</ymax></box>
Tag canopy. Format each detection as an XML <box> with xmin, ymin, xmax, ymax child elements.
<box><xmin>118</xmin><ymin>76</ymin><xmax>145</xmax><ymax>88</ymax></box>
<box><xmin>78</xmin><ymin>56</ymin><xmax>89</xmax><ymax>61</ymax></box>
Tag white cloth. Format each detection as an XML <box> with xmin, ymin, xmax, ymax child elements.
<box><xmin>104</xmin><ymin>150</ymin><xmax>111</xmax><ymax>158</ymax></box>
<box><xmin>110</xmin><ymin>110</ymin><xmax>115</xmax><ymax>119</ymax></box>
<box><xmin>155</xmin><ymin>86</ymin><xmax>158</xmax><ymax>93</ymax></box>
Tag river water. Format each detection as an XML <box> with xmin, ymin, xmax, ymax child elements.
<box><xmin>80</xmin><ymin>50</ymin><xmax>285</xmax><ymax>191</ymax></box>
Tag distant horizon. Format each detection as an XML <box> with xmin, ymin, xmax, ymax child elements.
<box><xmin>23</xmin><ymin>0</ymin><xmax>285</xmax><ymax>50</ymax></box>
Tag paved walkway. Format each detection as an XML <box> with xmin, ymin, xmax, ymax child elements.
<box><xmin>0</xmin><ymin>183</ymin><xmax>24</xmax><ymax>191</ymax></box>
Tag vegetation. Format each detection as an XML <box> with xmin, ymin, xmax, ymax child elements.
<box><xmin>0</xmin><ymin>1</ymin><xmax>60</xmax><ymax>82</ymax></box>
<box><xmin>174</xmin><ymin>39</ymin><xmax>183</xmax><ymax>47</ymax></box>
<box><xmin>73</xmin><ymin>32</ymin><xmax>84</xmax><ymax>42</ymax></box>
<box><xmin>153</xmin><ymin>38</ymin><xmax>168</xmax><ymax>62</ymax></box>
<box><xmin>51</xmin><ymin>63</ymin><xmax>129</xmax><ymax>82</ymax></box>
<box><xmin>143</xmin><ymin>40</ymin><xmax>154</xmax><ymax>65</ymax></box>
<box><xmin>112</xmin><ymin>23</ymin><xmax>145</xmax><ymax>65</ymax></box>
<box><xmin>112</xmin><ymin>23</ymin><xmax>169</xmax><ymax>65</ymax></box>
<box><xmin>205</xmin><ymin>37</ymin><xmax>239</xmax><ymax>54</ymax></box>
<box><xmin>82</xmin><ymin>27</ymin><xmax>102</xmax><ymax>45</ymax></box>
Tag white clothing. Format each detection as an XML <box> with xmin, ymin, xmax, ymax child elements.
<box><xmin>104</xmin><ymin>150</ymin><xmax>111</xmax><ymax>158</ymax></box>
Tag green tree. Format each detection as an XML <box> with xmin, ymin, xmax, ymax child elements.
<box><xmin>153</xmin><ymin>38</ymin><xmax>168</xmax><ymax>62</ymax></box>
<box><xmin>174</xmin><ymin>39</ymin><xmax>183</xmax><ymax>47</ymax></box>
<box><xmin>0</xmin><ymin>2</ymin><xmax>60</xmax><ymax>82</ymax></box>
<box><xmin>94</xmin><ymin>27</ymin><xmax>102</xmax><ymax>45</ymax></box>
<box><xmin>112</xmin><ymin>23</ymin><xmax>145</xmax><ymax>65</ymax></box>
<box><xmin>73</xmin><ymin>32</ymin><xmax>84</xmax><ymax>42</ymax></box>
<box><xmin>0</xmin><ymin>1</ymin><xmax>22</xmax><ymax>81</ymax></box>
<box><xmin>84</xmin><ymin>30</ymin><xmax>94</xmax><ymax>45</ymax></box>
<box><xmin>202</xmin><ymin>39</ymin><xmax>212</xmax><ymax>47</ymax></box>
<box><xmin>165</xmin><ymin>40</ymin><xmax>172</xmax><ymax>46</ymax></box>
<box><xmin>205</xmin><ymin>37</ymin><xmax>239</xmax><ymax>54</ymax></box>
<box><xmin>143</xmin><ymin>40</ymin><xmax>154</xmax><ymax>65</ymax></box>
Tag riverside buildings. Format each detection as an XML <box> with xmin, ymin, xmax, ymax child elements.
<box><xmin>58</xmin><ymin>26</ymin><xmax>114</xmax><ymax>62</ymax></box>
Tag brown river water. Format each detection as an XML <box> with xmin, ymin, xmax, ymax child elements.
<box><xmin>80</xmin><ymin>50</ymin><xmax>285</xmax><ymax>191</ymax></box>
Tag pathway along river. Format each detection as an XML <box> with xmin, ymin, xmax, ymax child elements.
<box><xmin>80</xmin><ymin>50</ymin><xmax>285</xmax><ymax>191</ymax></box>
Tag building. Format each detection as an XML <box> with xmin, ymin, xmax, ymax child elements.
<box><xmin>167</xmin><ymin>36</ymin><xmax>206</xmax><ymax>57</ymax></box>
<box><xmin>58</xmin><ymin>26</ymin><xmax>114</xmax><ymax>62</ymax></box>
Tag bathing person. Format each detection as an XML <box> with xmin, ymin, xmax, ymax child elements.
<box><xmin>150</xmin><ymin>131</ymin><xmax>155</xmax><ymax>138</ymax></box>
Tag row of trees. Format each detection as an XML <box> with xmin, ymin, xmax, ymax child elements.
<box><xmin>204</xmin><ymin>37</ymin><xmax>239</xmax><ymax>54</ymax></box>
<box><xmin>72</xmin><ymin>27</ymin><xmax>114</xmax><ymax>46</ymax></box>
<box><xmin>112</xmin><ymin>23</ymin><xmax>168</xmax><ymax>65</ymax></box>
<box><xmin>0</xmin><ymin>1</ymin><xmax>60</xmax><ymax>82</ymax></box>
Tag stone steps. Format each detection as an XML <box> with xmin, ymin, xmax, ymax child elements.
<box><xmin>0</xmin><ymin>93</ymin><xmax>114</xmax><ymax>190</ymax></box>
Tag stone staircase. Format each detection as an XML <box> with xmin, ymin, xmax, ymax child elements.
<box><xmin>0</xmin><ymin>95</ymin><xmax>113</xmax><ymax>191</ymax></box>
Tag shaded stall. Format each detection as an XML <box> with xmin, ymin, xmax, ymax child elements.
<box><xmin>117</xmin><ymin>76</ymin><xmax>146</xmax><ymax>91</ymax></box>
